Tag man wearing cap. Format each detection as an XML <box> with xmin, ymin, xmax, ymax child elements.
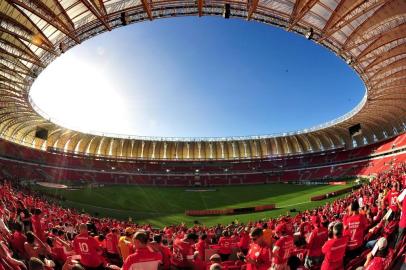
<box><xmin>321</xmin><ymin>222</ymin><xmax>348</xmax><ymax>270</ymax></box>
<box><xmin>209</xmin><ymin>263</ymin><xmax>222</xmax><ymax>270</ymax></box>
<box><xmin>118</xmin><ymin>227</ymin><xmax>135</xmax><ymax>261</ymax></box>
<box><xmin>170</xmin><ymin>233</ymin><xmax>197</xmax><ymax>269</ymax></box>
<box><xmin>304</xmin><ymin>215</ymin><xmax>328</xmax><ymax>269</ymax></box>
<box><xmin>245</xmin><ymin>228</ymin><xmax>272</xmax><ymax>270</ymax></box>
<box><xmin>206</xmin><ymin>253</ymin><xmax>222</xmax><ymax>269</ymax></box>
<box><xmin>121</xmin><ymin>231</ymin><xmax>162</xmax><ymax>270</ymax></box>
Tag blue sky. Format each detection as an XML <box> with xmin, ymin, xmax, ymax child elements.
<box><xmin>30</xmin><ymin>16</ymin><xmax>365</xmax><ymax>138</ymax></box>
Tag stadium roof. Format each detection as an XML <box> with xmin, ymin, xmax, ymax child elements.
<box><xmin>0</xmin><ymin>0</ymin><xmax>405</xmax><ymax>160</ymax></box>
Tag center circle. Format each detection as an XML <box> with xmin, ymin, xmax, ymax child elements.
<box><xmin>29</xmin><ymin>17</ymin><xmax>365</xmax><ymax>138</ymax></box>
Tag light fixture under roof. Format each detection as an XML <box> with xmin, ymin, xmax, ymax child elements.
<box><xmin>305</xmin><ymin>28</ymin><xmax>313</xmax><ymax>40</ymax></box>
<box><xmin>223</xmin><ymin>3</ymin><xmax>230</xmax><ymax>19</ymax></box>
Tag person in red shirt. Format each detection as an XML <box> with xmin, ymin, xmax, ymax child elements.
<box><xmin>218</xmin><ymin>230</ymin><xmax>233</xmax><ymax>261</ymax></box>
<box><xmin>344</xmin><ymin>201</ymin><xmax>368</xmax><ymax>258</ymax></box>
<box><xmin>396</xmin><ymin>188</ymin><xmax>406</xmax><ymax>247</ymax></box>
<box><xmin>195</xmin><ymin>234</ymin><xmax>207</xmax><ymax>262</ymax></box>
<box><xmin>95</xmin><ymin>234</ymin><xmax>106</xmax><ymax>250</ymax></box>
<box><xmin>170</xmin><ymin>233</ymin><xmax>198</xmax><ymax>269</ymax></box>
<box><xmin>283</xmin><ymin>218</ymin><xmax>295</xmax><ymax>236</ymax></box>
<box><xmin>73</xmin><ymin>223</ymin><xmax>105</xmax><ymax>270</ymax></box>
<box><xmin>272</xmin><ymin>223</ymin><xmax>294</xmax><ymax>270</ymax></box>
<box><xmin>192</xmin><ymin>251</ymin><xmax>205</xmax><ymax>270</ymax></box>
<box><xmin>149</xmin><ymin>234</ymin><xmax>171</xmax><ymax>270</ymax></box>
<box><xmin>366</xmin><ymin>209</ymin><xmax>398</xmax><ymax>249</ymax></box>
<box><xmin>105</xmin><ymin>228</ymin><xmax>121</xmax><ymax>265</ymax></box>
<box><xmin>31</xmin><ymin>208</ymin><xmax>45</xmax><ymax>242</ymax></box>
<box><xmin>244</xmin><ymin>227</ymin><xmax>272</xmax><ymax>270</ymax></box>
<box><xmin>121</xmin><ymin>231</ymin><xmax>162</xmax><ymax>270</ymax></box>
<box><xmin>321</xmin><ymin>222</ymin><xmax>348</xmax><ymax>270</ymax></box>
<box><xmin>47</xmin><ymin>235</ymin><xmax>72</xmax><ymax>268</ymax></box>
<box><xmin>299</xmin><ymin>216</ymin><xmax>311</xmax><ymax>240</ymax></box>
<box><xmin>384</xmin><ymin>184</ymin><xmax>400</xmax><ymax>212</ymax></box>
<box><xmin>238</xmin><ymin>227</ymin><xmax>250</xmax><ymax>255</ymax></box>
<box><xmin>10</xmin><ymin>222</ymin><xmax>26</xmax><ymax>258</ymax></box>
<box><xmin>24</xmin><ymin>231</ymin><xmax>48</xmax><ymax>261</ymax></box>
<box><xmin>0</xmin><ymin>236</ymin><xmax>26</xmax><ymax>270</ymax></box>
<box><xmin>304</xmin><ymin>215</ymin><xmax>328</xmax><ymax>269</ymax></box>
<box><xmin>291</xmin><ymin>237</ymin><xmax>307</xmax><ymax>265</ymax></box>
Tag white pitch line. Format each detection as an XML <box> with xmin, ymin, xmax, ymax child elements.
<box><xmin>277</xmin><ymin>201</ymin><xmax>311</xmax><ymax>208</ymax></box>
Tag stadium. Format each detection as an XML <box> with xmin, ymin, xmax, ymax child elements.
<box><xmin>1</xmin><ymin>0</ymin><xmax>406</xmax><ymax>269</ymax></box>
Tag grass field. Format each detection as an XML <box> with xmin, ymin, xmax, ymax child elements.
<box><xmin>35</xmin><ymin>183</ymin><xmax>353</xmax><ymax>227</ymax></box>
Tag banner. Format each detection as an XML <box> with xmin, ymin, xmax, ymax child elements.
<box><xmin>185</xmin><ymin>204</ymin><xmax>275</xmax><ymax>216</ymax></box>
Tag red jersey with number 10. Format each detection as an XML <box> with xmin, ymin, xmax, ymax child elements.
<box><xmin>272</xmin><ymin>235</ymin><xmax>294</xmax><ymax>265</ymax></box>
<box><xmin>385</xmin><ymin>190</ymin><xmax>400</xmax><ymax>212</ymax></box>
<box><xmin>73</xmin><ymin>233</ymin><xmax>104</xmax><ymax>268</ymax></box>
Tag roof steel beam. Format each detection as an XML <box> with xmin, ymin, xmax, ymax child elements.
<box><xmin>287</xmin><ymin>0</ymin><xmax>319</xmax><ymax>31</ymax></box>
<box><xmin>50</xmin><ymin>0</ymin><xmax>76</xmax><ymax>30</ymax></box>
<box><xmin>97</xmin><ymin>0</ymin><xmax>108</xmax><ymax>16</ymax></box>
<box><xmin>319</xmin><ymin>0</ymin><xmax>388</xmax><ymax>44</ymax></box>
<box><xmin>247</xmin><ymin>0</ymin><xmax>259</xmax><ymax>20</ymax></box>
<box><xmin>6</xmin><ymin>0</ymin><xmax>80</xmax><ymax>44</ymax></box>
<box><xmin>9</xmin><ymin>0</ymin><xmax>73</xmax><ymax>32</ymax></box>
<box><xmin>0</xmin><ymin>26</ymin><xmax>57</xmax><ymax>55</ymax></box>
<box><xmin>140</xmin><ymin>0</ymin><xmax>153</xmax><ymax>20</ymax></box>
<box><xmin>0</xmin><ymin>47</ymin><xmax>44</xmax><ymax>68</ymax></box>
<box><xmin>78</xmin><ymin>0</ymin><xmax>111</xmax><ymax>31</ymax></box>
<box><xmin>1</xmin><ymin>34</ymin><xmax>43</xmax><ymax>63</ymax></box>
<box><xmin>0</xmin><ymin>54</ymin><xmax>31</xmax><ymax>74</ymax></box>
<box><xmin>198</xmin><ymin>0</ymin><xmax>204</xmax><ymax>17</ymax></box>
<box><xmin>344</xmin><ymin>0</ymin><xmax>403</xmax><ymax>47</ymax></box>
<box><xmin>2</xmin><ymin>11</ymin><xmax>55</xmax><ymax>52</ymax></box>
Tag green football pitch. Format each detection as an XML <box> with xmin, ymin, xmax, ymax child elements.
<box><xmin>35</xmin><ymin>182</ymin><xmax>353</xmax><ymax>227</ymax></box>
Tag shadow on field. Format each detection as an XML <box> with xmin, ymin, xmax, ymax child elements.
<box><xmin>38</xmin><ymin>183</ymin><xmax>347</xmax><ymax>226</ymax></box>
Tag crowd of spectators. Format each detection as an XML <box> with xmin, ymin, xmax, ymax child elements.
<box><xmin>0</xmin><ymin>162</ymin><xmax>405</xmax><ymax>270</ymax></box>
